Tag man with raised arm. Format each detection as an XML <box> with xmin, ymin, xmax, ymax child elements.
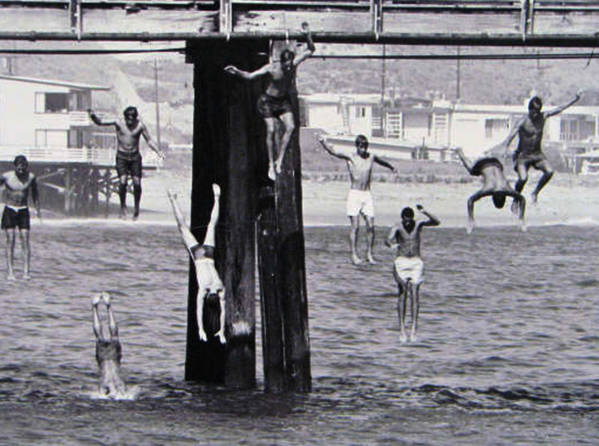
<box><xmin>495</xmin><ymin>90</ymin><xmax>582</xmax><ymax>209</ymax></box>
<box><xmin>318</xmin><ymin>134</ymin><xmax>397</xmax><ymax>265</ymax></box>
<box><xmin>385</xmin><ymin>204</ymin><xmax>440</xmax><ymax>343</ymax></box>
<box><xmin>88</xmin><ymin>106</ymin><xmax>164</xmax><ymax>220</ymax></box>
<box><xmin>0</xmin><ymin>155</ymin><xmax>41</xmax><ymax>280</ymax></box>
<box><xmin>167</xmin><ymin>184</ymin><xmax>226</xmax><ymax>344</ymax></box>
<box><xmin>92</xmin><ymin>292</ymin><xmax>127</xmax><ymax>398</ymax></box>
<box><xmin>454</xmin><ymin>148</ymin><xmax>526</xmax><ymax>233</ymax></box>
<box><xmin>224</xmin><ymin>23</ymin><xmax>315</xmax><ymax>180</ymax></box>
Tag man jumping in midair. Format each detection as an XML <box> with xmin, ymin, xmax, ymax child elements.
<box><xmin>167</xmin><ymin>184</ymin><xmax>226</xmax><ymax>344</ymax></box>
<box><xmin>89</xmin><ymin>106</ymin><xmax>164</xmax><ymax>220</ymax></box>
<box><xmin>224</xmin><ymin>23</ymin><xmax>315</xmax><ymax>180</ymax></box>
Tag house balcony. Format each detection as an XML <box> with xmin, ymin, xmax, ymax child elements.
<box><xmin>69</xmin><ymin>111</ymin><xmax>91</xmax><ymax>127</ymax></box>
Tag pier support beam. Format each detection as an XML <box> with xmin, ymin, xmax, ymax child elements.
<box><xmin>185</xmin><ymin>40</ymin><xmax>266</xmax><ymax>387</ymax></box>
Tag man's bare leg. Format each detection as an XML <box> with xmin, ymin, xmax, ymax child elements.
<box><xmin>264</xmin><ymin>118</ymin><xmax>277</xmax><ymax>180</ymax></box>
<box><xmin>132</xmin><ymin>176</ymin><xmax>142</xmax><ymax>221</ymax></box>
<box><xmin>215</xmin><ymin>290</ymin><xmax>226</xmax><ymax>344</ymax></box>
<box><xmin>275</xmin><ymin>112</ymin><xmax>295</xmax><ymax>175</ymax></box>
<box><xmin>531</xmin><ymin>163</ymin><xmax>554</xmax><ymax>204</ymax></box>
<box><xmin>467</xmin><ymin>190</ymin><xmax>491</xmax><ymax>234</ymax></box>
<box><xmin>5</xmin><ymin>229</ymin><xmax>16</xmax><ymax>280</ymax></box>
<box><xmin>92</xmin><ymin>294</ymin><xmax>104</xmax><ymax>341</ymax></box>
<box><xmin>118</xmin><ymin>176</ymin><xmax>128</xmax><ymax>219</ymax></box>
<box><xmin>21</xmin><ymin>229</ymin><xmax>30</xmax><ymax>279</ymax></box>
<box><xmin>102</xmin><ymin>292</ymin><xmax>119</xmax><ymax>340</ymax></box>
<box><xmin>512</xmin><ymin>164</ymin><xmax>528</xmax><ymax>214</ymax></box>
<box><xmin>365</xmin><ymin>216</ymin><xmax>377</xmax><ymax>264</ymax></box>
<box><xmin>202</xmin><ymin>184</ymin><xmax>221</xmax><ymax>248</ymax></box>
<box><xmin>348</xmin><ymin>216</ymin><xmax>363</xmax><ymax>265</ymax></box>
<box><xmin>409</xmin><ymin>283</ymin><xmax>420</xmax><ymax>342</ymax></box>
<box><xmin>399</xmin><ymin>287</ymin><xmax>408</xmax><ymax>343</ymax></box>
<box><xmin>167</xmin><ymin>190</ymin><xmax>200</xmax><ymax>258</ymax></box>
<box><xmin>196</xmin><ymin>291</ymin><xmax>207</xmax><ymax>342</ymax></box>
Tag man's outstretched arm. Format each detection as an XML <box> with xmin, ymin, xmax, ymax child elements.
<box><xmin>317</xmin><ymin>135</ymin><xmax>350</xmax><ymax>160</ymax></box>
<box><xmin>545</xmin><ymin>90</ymin><xmax>583</xmax><ymax>118</ymax></box>
<box><xmin>416</xmin><ymin>204</ymin><xmax>441</xmax><ymax>227</ymax></box>
<box><xmin>454</xmin><ymin>148</ymin><xmax>474</xmax><ymax>174</ymax></box>
<box><xmin>88</xmin><ymin>109</ymin><xmax>117</xmax><ymax>127</ymax></box>
<box><xmin>293</xmin><ymin>22</ymin><xmax>316</xmax><ymax>66</ymax></box>
<box><xmin>30</xmin><ymin>177</ymin><xmax>41</xmax><ymax>220</ymax></box>
<box><xmin>373</xmin><ymin>156</ymin><xmax>397</xmax><ymax>173</ymax></box>
<box><xmin>224</xmin><ymin>63</ymin><xmax>270</xmax><ymax>81</ymax></box>
<box><xmin>141</xmin><ymin>123</ymin><xmax>164</xmax><ymax>159</ymax></box>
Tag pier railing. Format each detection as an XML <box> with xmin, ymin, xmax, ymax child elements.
<box><xmin>0</xmin><ymin>146</ymin><xmax>163</xmax><ymax>168</ymax></box>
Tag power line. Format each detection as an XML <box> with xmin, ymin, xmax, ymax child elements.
<box><xmin>0</xmin><ymin>47</ymin><xmax>186</xmax><ymax>55</ymax></box>
<box><xmin>314</xmin><ymin>52</ymin><xmax>599</xmax><ymax>60</ymax></box>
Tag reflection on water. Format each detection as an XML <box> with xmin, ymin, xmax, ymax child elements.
<box><xmin>0</xmin><ymin>224</ymin><xmax>598</xmax><ymax>445</ymax></box>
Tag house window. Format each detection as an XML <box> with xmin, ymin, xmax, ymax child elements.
<box><xmin>355</xmin><ymin>106</ymin><xmax>366</xmax><ymax>118</ymax></box>
<box><xmin>485</xmin><ymin>118</ymin><xmax>509</xmax><ymax>138</ymax></box>
<box><xmin>560</xmin><ymin>118</ymin><xmax>595</xmax><ymax>141</ymax></box>
<box><xmin>35</xmin><ymin>129</ymin><xmax>68</xmax><ymax>147</ymax></box>
<box><xmin>35</xmin><ymin>92</ymin><xmax>69</xmax><ymax>113</ymax></box>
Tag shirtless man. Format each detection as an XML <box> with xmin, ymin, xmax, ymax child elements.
<box><xmin>88</xmin><ymin>106</ymin><xmax>164</xmax><ymax>219</ymax></box>
<box><xmin>167</xmin><ymin>184</ymin><xmax>226</xmax><ymax>343</ymax></box>
<box><xmin>496</xmin><ymin>91</ymin><xmax>582</xmax><ymax>209</ymax></box>
<box><xmin>455</xmin><ymin>148</ymin><xmax>526</xmax><ymax>233</ymax></box>
<box><xmin>318</xmin><ymin>134</ymin><xmax>397</xmax><ymax>265</ymax></box>
<box><xmin>0</xmin><ymin>155</ymin><xmax>41</xmax><ymax>280</ymax></box>
<box><xmin>385</xmin><ymin>205</ymin><xmax>440</xmax><ymax>342</ymax></box>
<box><xmin>92</xmin><ymin>292</ymin><xmax>127</xmax><ymax>398</ymax></box>
<box><xmin>224</xmin><ymin>23</ymin><xmax>315</xmax><ymax>180</ymax></box>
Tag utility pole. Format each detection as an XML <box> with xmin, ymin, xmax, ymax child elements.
<box><xmin>153</xmin><ymin>59</ymin><xmax>162</xmax><ymax>150</ymax></box>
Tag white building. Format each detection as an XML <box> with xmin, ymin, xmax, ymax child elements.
<box><xmin>302</xmin><ymin>92</ymin><xmax>599</xmax><ymax>159</ymax></box>
<box><xmin>0</xmin><ymin>74</ymin><xmax>111</xmax><ymax>161</ymax></box>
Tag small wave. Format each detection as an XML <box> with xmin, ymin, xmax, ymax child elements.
<box><xmin>87</xmin><ymin>385</ymin><xmax>141</xmax><ymax>401</ymax></box>
<box><xmin>31</xmin><ymin>218</ymin><xmax>176</xmax><ymax>227</ymax></box>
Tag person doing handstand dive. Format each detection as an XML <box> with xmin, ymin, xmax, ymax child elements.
<box><xmin>385</xmin><ymin>205</ymin><xmax>440</xmax><ymax>343</ymax></box>
<box><xmin>455</xmin><ymin>147</ymin><xmax>526</xmax><ymax>233</ymax></box>
<box><xmin>224</xmin><ymin>23</ymin><xmax>315</xmax><ymax>180</ymax></box>
<box><xmin>167</xmin><ymin>184</ymin><xmax>226</xmax><ymax>344</ymax></box>
<box><xmin>92</xmin><ymin>292</ymin><xmax>127</xmax><ymax>398</ymax></box>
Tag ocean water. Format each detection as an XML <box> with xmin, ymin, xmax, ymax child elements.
<box><xmin>0</xmin><ymin>222</ymin><xmax>598</xmax><ymax>445</ymax></box>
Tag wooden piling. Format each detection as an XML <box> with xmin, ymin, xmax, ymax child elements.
<box><xmin>185</xmin><ymin>40</ymin><xmax>266</xmax><ymax>387</ymax></box>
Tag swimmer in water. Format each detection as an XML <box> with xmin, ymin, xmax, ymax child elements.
<box><xmin>167</xmin><ymin>184</ymin><xmax>226</xmax><ymax>344</ymax></box>
<box><xmin>92</xmin><ymin>292</ymin><xmax>127</xmax><ymax>398</ymax></box>
<box><xmin>385</xmin><ymin>204</ymin><xmax>440</xmax><ymax>342</ymax></box>
<box><xmin>455</xmin><ymin>147</ymin><xmax>526</xmax><ymax>233</ymax></box>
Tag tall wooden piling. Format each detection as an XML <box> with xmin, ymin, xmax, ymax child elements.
<box><xmin>185</xmin><ymin>40</ymin><xmax>266</xmax><ymax>387</ymax></box>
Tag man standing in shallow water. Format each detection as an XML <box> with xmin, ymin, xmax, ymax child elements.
<box><xmin>88</xmin><ymin>106</ymin><xmax>164</xmax><ymax>220</ymax></box>
<box><xmin>386</xmin><ymin>205</ymin><xmax>440</xmax><ymax>342</ymax></box>
<box><xmin>318</xmin><ymin>134</ymin><xmax>397</xmax><ymax>265</ymax></box>
<box><xmin>0</xmin><ymin>155</ymin><xmax>40</xmax><ymax>280</ymax></box>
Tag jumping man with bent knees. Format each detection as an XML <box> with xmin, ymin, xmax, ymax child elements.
<box><xmin>92</xmin><ymin>292</ymin><xmax>127</xmax><ymax>398</ymax></box>
<box><xmin>386</xmin><ymin>205</ymin><xmax>440</xmax><ymax>342</ymax></box>
<box><xmin>0</xmin><ymin>155</ymin><xmax>41</xmax><ymax>280</ymax></box>
<box><xmin>88</xmin><ymin>106</ymin><xmax>164</xmax><ymax>220</ymax></box>
<box><xmin>319</xmin><ymin>134</ymin><xmax>397</xmax><ymax>265</ymax></box>
<box><xmin>495</xmin><ymin>90</ymin><xmax>582</xmax><ymax>208</ymax></box>
<box><xmin>455</xmin><ymin>148</ymin><xmax>526</xmax><ymax>233</ymax></box>
<box><xmin>224</xmin><ymin>23</ymin><xmax>315</xmax><ymax>180</ymax></box>
<box><xmin>167</xmin><ymin>184</ymin><xmax>226</xmax><ymax>343</ymax></box>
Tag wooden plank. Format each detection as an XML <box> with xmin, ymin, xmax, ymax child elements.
<box><xmin>185</xmin><ymin>39</ymin><xmax>265</xmax><ymax>388</ymax></box>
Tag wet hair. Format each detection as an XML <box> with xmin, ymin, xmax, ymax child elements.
<box><xmin>123</xmin><ymin>106</ymin><xmax>138</xmax><ymax>118</ymax></box>
<box><xmin>280</xmin><ymin>49</ymin><xmax>295</xmax><ymax>62</ymax></box>
<box><xmin>13</xmin><ymin>155</ymin><xmax>28</xmax><ymax>166</ymax></box>
<box><xmin>492</xmin><ymin>192</ymin><xmax>507</xmax><ymax>209</ymax></box>
<box><xmin>355</xmin><ymin>134</ymin><xmax>369</xmax><ymax>149</ymax></box>
<box><xmin>528</xmin><ymin>96</ymin><xmax>542</xmax><ymax>111</ymax></box>
<box><xmin>401</xmin><ymin>207</ymin><xmax>414</xmax><ymax>220</ymax></box>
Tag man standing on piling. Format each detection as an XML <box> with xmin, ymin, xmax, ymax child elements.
<box><xmin>88</xmin><ymin>106</ymin><xmax>164</xmax><ymax>220</ymax></box>
<box><xmin>224</xmin><ymin>22</ymin><xmax>315</xmax><ymax>180</ymax></box>
<box><xmin>318</xmin><ymin>134</ymin><xmax>397</xmax><ymax>265</ymax></box>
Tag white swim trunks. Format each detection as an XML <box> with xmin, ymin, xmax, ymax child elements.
<box><xmin>393</xmin><ymin>256</ymin><xmax>424</xmax><ymax>284</ymax></box>
<box><xmin>346</xmin><ymin>189</ymin><xmax>374</xmax><ymax>217</ymax></box>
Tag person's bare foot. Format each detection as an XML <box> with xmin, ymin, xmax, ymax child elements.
<box><xmin>101</xmin><ymin>291</ymin><xmax>111</xmax><ymax>306</ymax></box>
<box><xmin>351</xmin><ymin>255</ymin><xmax>364</xmax><ymax>265</ymax></box>
<box><xmin>92</xmin><ymin>294</ymin><xmax>102</xmax><ymax>306</ymax></box>
<box><xmin>212</xmin><ymin>183</ymin><xmax>221</xmax><ymax>198</ymax></box>
<box><xmin>7</xmin><ymin>274</ymin><xmax>16</xmax><ymax>281</ymax></box>
<box><xmin>466</xmin><ymin>219</ymin><xmax>474</xmax><ymax>234</ymax></box>
<box><xmin>531</xmin><ymin>191</ymin><xmax>538</xmax><ymax>205</ymax></box>
<box><xmin>119</xmin><ymin>208</ymin><xmax>128</xmax><ymax>220</ymax></box>
<box><xmin>268</xmin><ymin>163</ymin><xmax>276</xmax><ymax>181</ymax></box>
<box><xmin>23</xmin><ymin>273</ymin><xmax>31</xmax><ymax>280</ymax></box>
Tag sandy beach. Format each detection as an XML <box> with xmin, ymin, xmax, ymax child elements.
<box><xmin>136</xmin><ymin>169</ymin><xmax>599</xmax><ymax>230</ymax></box>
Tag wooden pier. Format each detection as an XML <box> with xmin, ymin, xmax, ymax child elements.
<box><xmin>0</xmin><ymin>147</ymin><xmax>161</xmax><ymax>216</ymax></box>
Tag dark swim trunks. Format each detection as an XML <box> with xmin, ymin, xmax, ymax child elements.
<box><xmin>96</xmin><ymin>340</ymin><xmax>122</xmax><ymax>364</ymax></box>
<box><xmin>116</xmin><ymin>152</ymin><xmax>142</xmax><ymax>178</ymax></box>
<box><xmin>512</xmin><ymin>150</ymin><xmax>547</xmax><ymax>171</ymax></box>
<box><xmin>257</xmin><ymin>93</ymin><xmax>293</xmax><ymax>118</ymax></box>
<box><xmin>471</xmin><ymin>157</ymin><xmax>503</xmax><ymax>176</ymax></box>
<box><xmin>1</xmin><ymin>206</ymin><xmax>30</xmax><ymax>230</ymax></box>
